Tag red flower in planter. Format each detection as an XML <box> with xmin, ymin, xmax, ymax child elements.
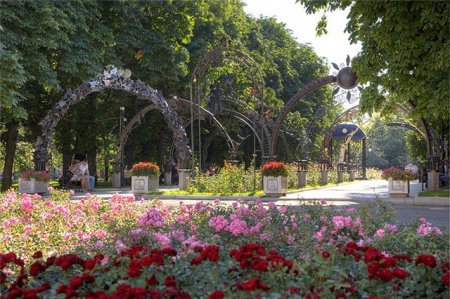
<box><xmin>131</xmin><ymin>161</ymin><xmax>160</xmax><ymax>176</ymax></box>
<box><xmin>261</xmin><ymin>161</ymin><xmax>288</xmax><ymax>177</ymax></box>
<box><xmin>381</xmin><ymin>167</ymin><xmax>416</xmax><ymax>181</ymax></box>
<box><xmin>415</xmin><ymin>254</ymin><xmax>437</xmax><ymax>268</ymax></box>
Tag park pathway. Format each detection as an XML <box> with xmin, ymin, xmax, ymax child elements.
<box><xmin>68</xmin><ymin>180</ymin><xmax>449</xmax><ymax>230</ymax></box>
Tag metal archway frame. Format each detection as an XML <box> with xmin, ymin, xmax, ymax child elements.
<box><xmin>118</xmin><ymin>97</ymin><xmax>237</xmax><ymax>161</ymax></box>
<box><xmin>189</xmin><ymin>43</ymin><xmax>266</xmax><ymax>168</ymax></box>
<box><xmin>320</xmin><ymin>105</ymin><xmax>361</xmax><ymax>161</ymax></box>
<box><xmin>36</xmin><ymin>66</ymin><xmax>191</xmax><ymax>170</ymax></box>
<box><xmin>270</xmin><ymin>75</ymin><xmax>337</xmax><ymax>157</ymax></box>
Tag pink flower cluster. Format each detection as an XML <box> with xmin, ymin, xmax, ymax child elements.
<box><xmin>138</xmin><ymin>208</ymin><xmax>164</xmax><ymax>228</ymax></box>
<box><xmin>417</xmin><ymin>218</ymin><xmax>442</xmax><ymax>236</ymax></box>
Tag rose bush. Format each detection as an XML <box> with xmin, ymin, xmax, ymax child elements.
<box><xmin>0</xmin><ymin>190</ymin><xmax>448</xmax><ymax>298</ymax></box>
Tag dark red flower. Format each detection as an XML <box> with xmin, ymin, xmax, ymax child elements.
<box><xmin>147</xmin><ymin>275</ymin><xmax>158</xmax><ymax>286</ymax></box>
<box><xmin>29</xmin><ymin>261</ymin><xmax>44</xmax><ymax>277</ymax></box>
<box><xmin>440</xmin><ymin>261</ymin><xmax>449</xmax><ymax>272</ymax></box>
<box><xmin>164</xmin><ymin>276</ymin><xmax>177</xmax><ymax>288</ymax></box>
<box><xmin>364</xmin><ymin>247</ymin><xmax>382</xmax><ymax>263</ymax></box>
<box><xmin>322</xmin><ymin>251</ymin><xmax>330</xmax><ymax>258</ymax></box>
<box><xmin>378</xmin><ymin>268</ymin><xmax>393</xmax><ymax>282</ymax></box>
<box><xmin>128</xmin><ymin>259</ymin><xmax>142</xmax><ymax>278</ymax></box>
<box><xmin>32</xmin><ymin>251</ymin><xmax>43</xmax><ymax>259</ymax></box>
<box><xmin>442</xmin><ymin>272</ymin><xmax>450</xmax><ymax>286</ymax></box>
<box><xmin>84</xmin><ymin>259</ymin><xmax>97</xmax><ymax>270</ymax></box>
<box><xmin>393</xmin><ymin>268</ymin><xmax>409</xmax><ymax>279</ymax></box>
<box><xmin>305</xmin><ymin>292</ymin><xmax>321</xmax><ymax>299</ymax></box>
<box><xmin>208</xmin><ymin>290</ymin><xmax>224</xmax><ymax>299</ymax></box>
<box><xmin>415</xmin><ymin>254</ymin><xmax>437</xmax><ymax>268</ymax></box>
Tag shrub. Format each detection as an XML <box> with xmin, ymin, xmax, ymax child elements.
<box><xmin>187</xmin><ymin>162</ymin><xmax>261</xmax><ymax>194</ymax></box>
<box><xmin>131</xmin><ymin>162</ymin><xmax>160</xmax><ymax>177</ymax></box>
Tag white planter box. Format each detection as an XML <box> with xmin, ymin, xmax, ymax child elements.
<box><xmin>263</xmin><ymin>176</ymin><xmax>288</xmax><ymax>196</ymax></box>
<box><xmin>18</xmin><ymin>178</ymin><xmax>48</xmax><ymax>194</ymax></box>
<box><xmin>132</xmin><ymin>176</ymin><xmax>159</xmax><ymax>193</ymax></box>
<box><xmin>388</xmin><ymin>178</ymin><xmax>409</xmax><ymax>197</ymax></box>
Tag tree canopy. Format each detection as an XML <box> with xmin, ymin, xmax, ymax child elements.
<box><xmin>298</xmin><ymin>0</ymin><xmax>449</xmax><ymax>120</ymax></box>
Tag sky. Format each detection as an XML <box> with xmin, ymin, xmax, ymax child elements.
<box><xmin>243</xmin><ymin>0</ymin><xmax>361</xmax><ymax>69</ymax></box>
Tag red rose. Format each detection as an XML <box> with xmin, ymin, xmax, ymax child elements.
<box><xmin>442</xmin><ymin>272</ymin><xmax>450</xmax><ymax>286</ymax></box>
<box><xmin>128</xmin><ymin>259</ymin><xmax>142</xmax><ymax>278</ymax></box>
<box><xmin>32</xmin><ymin>251</ymin><xmax>43</xmax><ymax>259</ymax></box>
<box><xmin>84</xmin><ymin>259</ymin><xmax>96</xmax><ymax>270</ymax></box>
<box><xmin>322</xmin><ymin>251</ymin><xmax>330</xmax><ymax>258</ymax></box>
<box><xmin>378</xmin><ymin>268</ymin><xmax>393</xmax><ymax>282</ymax></box>
<box><xmin>209</xmin><ymin>290</ymin><xmax>225</xmax><ymax>299</ymax></box>
<box><xmin>147</xmin><ymin>275</ymin><xmax>158</xmax><ymax>286</ymax></box>
<box><xmin>164</xmin><ymin>276</ymin><xmax>177</xmax><ymax>288</ymax></box>
<box><xmin>415</xmin><ymin>254</ymin><xmax>437</xmax><ymax>268</ymax></box>
<box><xmin>440</xmin><ymin>261</ymin><xmax>449</xmax><ymax>272</ymax></box>
<box><xmin>393</xmin><ymin>268</ymin><xmax>409</xmax><ymax>279</ymax></box>
<box><xmin>29</xmin><ymin>261</ymin><xmax>44</xmax><ymax>277</ymax></box>
<box><xmin>69</xmin><ymin>276</ymin><xmax>85</xmax><ymax>289</ymax></box>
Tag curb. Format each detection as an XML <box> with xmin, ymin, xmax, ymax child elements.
<box><xmin>139</xmin><ymin>195</ymin><xmax>450</xmax><ymax>207</ymax></box>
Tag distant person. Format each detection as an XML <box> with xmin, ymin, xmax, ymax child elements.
<box><xmin>69</xmin><ymin>159</ymin><xmax>82</xmax><ymax>182</ymax></box>
<box><xmin>79</xmin><ymin>159</ymin><xmax>91</xmax><ymax>192</ymax></box>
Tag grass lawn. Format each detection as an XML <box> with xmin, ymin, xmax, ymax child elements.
<box><xmin>418</xmin><ymin>189</ymin><xmax>450</xmax><ymax>197</ymax></box>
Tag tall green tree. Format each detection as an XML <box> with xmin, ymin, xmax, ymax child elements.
<box><xmin>298</xmin><ymin>1</ymin><xmax>449</xmax><ymax>120</ymax></box>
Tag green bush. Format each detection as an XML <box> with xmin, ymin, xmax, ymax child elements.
<box><xmin>187</xmin><ymin>163</ymin><xmax>262</xmax><ymax>194</ymax></box>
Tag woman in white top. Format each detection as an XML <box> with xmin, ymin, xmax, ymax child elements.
<box><xmin>79</xmin><ymin>160</ymin><xmax>90</xmax><ymax>192</ymax></box>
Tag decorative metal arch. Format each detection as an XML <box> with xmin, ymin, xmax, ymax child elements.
<box><xmin>117</xmin><ymin>97</ymin><xmax>237</xmax><ymax>161</ymax></box>
<box><xmin>189</xmin><ymin>42</ymin><xmax>266</xmax><ymax>167</ymax></box>
<box><xmin>271</xmin><ymin>76</ymin><xmax>337</xmax><ymax>157</ymax></box>
<box><xmin>320</xmin><ymin>105</ymin><xmax>361</xmax><ymax>161</ymax></box>
<box><xmin>385</xmin><ymin>122</ymin><xmax>427</xmax><ymax>140</ymax></box>
<box><xmin>36</xmin><ymin>66</ymin><xmax>192</xmax><ymax>170</ymax></box>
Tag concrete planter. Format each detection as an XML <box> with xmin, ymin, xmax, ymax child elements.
<box><xmin>388</xmin><ymin>178</ymin><xmax>409</xmax><ymax>197</ymax></box>
<box><xmin>132</xmin><ymin>176</ymin><xmax>159</xmax><ymax>194</ymax></box>
<box><xmin>18</xmin><ymin>178</ymin><xmax>48</xmax><ymax>194</ymax></box>
<box><xmin>263</xmin><ymin>176</ymin><xmax>288</xmax><ymax>196</ymax></box>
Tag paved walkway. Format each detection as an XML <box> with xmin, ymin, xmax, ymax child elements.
<box><xmin>67</xmin><ymin>180</ymin><xmax>449</xmax><ymax>230</ymax></box>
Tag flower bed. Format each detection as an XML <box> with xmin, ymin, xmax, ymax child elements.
<box><xmin>0</xmin><ymin>190</ymin><xmax>448</xmax><ymax>298</ymax></box>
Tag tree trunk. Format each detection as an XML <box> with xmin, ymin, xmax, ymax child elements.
<box><xmin>62</xmin><ymin>152</ymin><xmax>72</xmax><ymax>175</ymax></box>
<box><xmin>104</xmin><ymin>155</ymin><xmax>109</xmax><ymax>182</ymax></box>
<box><xmin>88</xmin><ymin>148</ymin><xmax>97</xmax><ymax>179</ymax></box>
<box><xmin>1</xmin><ymin>122</ymin><xmax>19</xmax><ymax>191</ymax></box>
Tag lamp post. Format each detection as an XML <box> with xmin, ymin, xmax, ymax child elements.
<box><xmin>119</xmin><ymin>106</ymin><xmax>125</xmax><ymax>188</ymax></box>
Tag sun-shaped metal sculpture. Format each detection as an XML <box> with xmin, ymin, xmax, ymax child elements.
<box><xmin>331</xmin><ymin>55</ymin><xmax>362</xmax><ymax>104</ymax></box>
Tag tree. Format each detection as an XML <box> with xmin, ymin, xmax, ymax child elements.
<box><xmin>297</xmin><ymin>1</ymin><xmax>449</xmax><ymax>120</ymax></box>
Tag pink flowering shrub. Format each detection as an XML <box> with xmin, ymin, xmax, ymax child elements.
<box><xmin>0</xmin><ymin>191</ymin><xmax>448</xmax><ymax>298</ymax></box>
